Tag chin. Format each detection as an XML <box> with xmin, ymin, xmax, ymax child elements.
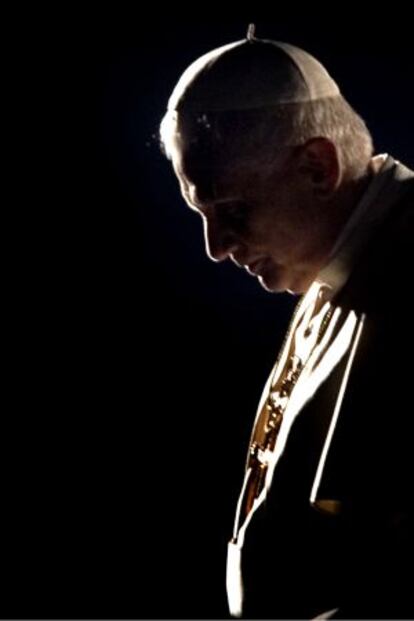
<box><xmin>258</xmin><ymin>273</ymin><xmax>289</xmax><ymax>294</ymax></box>
<box><xmin>258</xmin><ymin>267</ymin><xmax>312</xmax><ymax>295</ymax></box>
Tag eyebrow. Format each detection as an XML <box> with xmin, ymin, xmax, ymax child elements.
<box><xmin>186</xmin><ymin>197</ymin><xmax>247</xmax><ymax>216</ymax></box>
<box><xmin>180</xmin><ymin>170</ymin><xmax>243</xmax><ymax>214</ymax></box>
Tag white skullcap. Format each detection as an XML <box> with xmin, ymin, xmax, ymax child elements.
<box><xmin>167</xmin><ymin>37</ymin><xmax>340</xmax><ymax>113</ymax></box>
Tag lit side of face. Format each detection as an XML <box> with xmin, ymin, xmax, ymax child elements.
<box><xmin>170</xmin><ymin>140</ymin><xmax>331</xmax><ymax>295</ymax></box>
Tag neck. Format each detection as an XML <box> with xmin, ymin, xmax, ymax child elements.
<box><xmin>328</xmin><ymin>163</ymin><xmax>374</xmax><ymax>249</ymax></box>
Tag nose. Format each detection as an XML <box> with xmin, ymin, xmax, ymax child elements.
<box><xmin>203</xmin><ymin>216</ymin><xmax>239</xmax><ymax>262</ymax></box>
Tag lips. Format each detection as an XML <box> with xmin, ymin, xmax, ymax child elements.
<box><xmin>245</xmin><ymin>258</ymin><xmax>267</xmax><ymax>276</ymax></box>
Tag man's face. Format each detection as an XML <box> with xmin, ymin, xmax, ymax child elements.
<box><xmin>171</xmin><ymin>141</ymin><xmax>328</xmax><ymax>294</ymax></box>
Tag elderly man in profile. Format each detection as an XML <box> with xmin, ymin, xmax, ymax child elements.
<box><xmin>160</xmin><ymin>27</ymin><xmax>414</xmax><ymax>619</ymax></box>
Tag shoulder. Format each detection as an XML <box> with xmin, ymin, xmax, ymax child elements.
<box><xmin>337</xmin><ymin>176</ymin><xmax>414</xmax><ymax>315</ymax></box>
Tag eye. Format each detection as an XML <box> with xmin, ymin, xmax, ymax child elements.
<box><xmin>217</xmin><ymin>201</ymin><xmax>249</xmax><ymax>224</ymax></box>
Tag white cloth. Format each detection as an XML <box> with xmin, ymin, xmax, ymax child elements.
<box><xmin>226</xmin><ymin>154</ymin><xmax>414</xmax><ymax>617</ymax></box>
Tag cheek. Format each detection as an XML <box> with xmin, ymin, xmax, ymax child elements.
<box><xmin>248</xmin><ymin>210</ymin><xmax>282</xmax><ymax>246</ymax></box>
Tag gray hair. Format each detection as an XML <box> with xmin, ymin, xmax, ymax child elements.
<box><xmin>160</xmin><ymin>95</ymin><xmax>373</xmax><ymax>180</ymax></box>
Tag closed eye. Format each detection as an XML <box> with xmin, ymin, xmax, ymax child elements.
<box><xmin>183</xmin><ymin>193</ymin><xmax>251</xmax><ymax>232</ymax></box>
<box><xmin>216</xmin><ymin>201</ymin><xmax>250</xmax><ymax>223</ymax></box>
<box><xmin>212</xmin><ymin>203</ymin><xmax>251</xmax><ymax>238</ymax></box>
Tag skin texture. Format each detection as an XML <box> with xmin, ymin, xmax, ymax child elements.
<box><xmin>171</xmin><ymin>135</ymin><xmax>364</xmax><ymax>294</ymax></box>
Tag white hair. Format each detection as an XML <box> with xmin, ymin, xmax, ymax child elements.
<box><xmin>160</xmin><ymin>95</ymin><xmax>373</xmax><ymax>180</ymax></box>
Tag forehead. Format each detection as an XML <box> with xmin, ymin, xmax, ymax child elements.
<box><xmin>172</xmin><ymin>144</ymin><xmax>216</xmax><ymax>205</ymax></box>
<box><xmin>172</xmin><ymin>139</ymin><xmax>271</xmax><ymax>209</ymax></box>
<box><xmin>170</xmin><ymin>112</ymin><xmax>255</xmax><ymax>195</ymax></box>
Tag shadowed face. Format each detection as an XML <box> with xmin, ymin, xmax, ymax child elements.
<box><xmin>170</xmin><ymin>137</ymin><xmax>334</xmax><ymax>294</ymax></box>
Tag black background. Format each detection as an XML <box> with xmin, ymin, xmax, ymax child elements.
<box><xmin>4</xmin><ymin>8</ymin><xmax>413</xmax><ymax>619</ymax></box>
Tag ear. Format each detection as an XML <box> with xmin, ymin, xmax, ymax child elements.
<box><xmin>295</xmin><ymin>138</ymin><xmax>341</xmax><ymax>199</ymax></box>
